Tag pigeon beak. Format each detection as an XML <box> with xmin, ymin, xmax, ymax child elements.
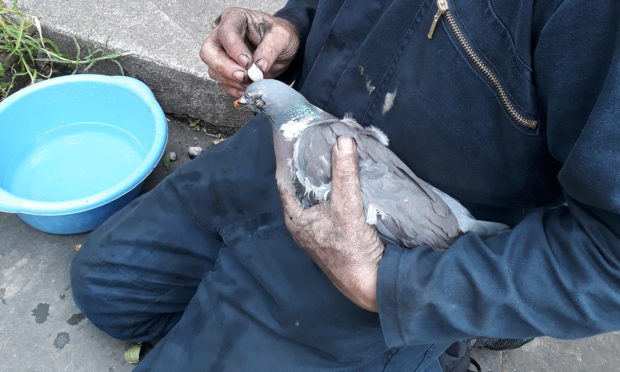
<box><xmin>233</xmin><ymin>96</ymin><xmax>247</xmax><ymax>109</ymax></box>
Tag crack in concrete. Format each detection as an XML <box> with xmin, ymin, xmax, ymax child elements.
<box><xmin>146</xmin><ymin>1</ymin><xmax>196</xmax><ymax>42</ymax></box>
<box><xmin>500</xmin><ymin>350</ymin><xmax>505</xmax><ymax>372</ymax></box>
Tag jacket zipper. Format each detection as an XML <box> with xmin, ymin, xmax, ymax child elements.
<box><xmin>427</xmin><ymin>0</ymin><xmax>538</xmax><ymax>130</ymax></box>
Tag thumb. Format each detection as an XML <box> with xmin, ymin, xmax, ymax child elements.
<box><xmin>331</xmin><ymin>137</ymin><xmax>364</xmax><ymax>212</ymax></box>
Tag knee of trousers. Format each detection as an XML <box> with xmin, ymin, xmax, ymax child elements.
<box><xmin>70</xmin><ymin>240</ymin><xmax>180</xmax><ymax>342</ymax></box>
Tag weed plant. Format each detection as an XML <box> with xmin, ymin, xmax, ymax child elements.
<box><xmin>0</xmin><ymin>1</ymin><xmax>126</xmax><ymax>100</ymax></box>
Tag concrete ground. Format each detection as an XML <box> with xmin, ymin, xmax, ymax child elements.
<box><xmin>1</xmin><ymin>0</ymin><xmax>620</xmax><ymax>371</ymax></box>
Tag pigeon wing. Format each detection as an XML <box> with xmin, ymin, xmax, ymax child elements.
<box><xmin>353</xmin><ymin>132</ymin><xmax>462</xmax><ymax>250</ymax></box>
<box><xmin>293</xmin><ymin>120</ymin><xmax>340</xmax><ymax>207</ymax></box>
<box><xmin>294</xmin><ymin>118</ymin><xmax>462</xmax><ymax>250</ymax></box>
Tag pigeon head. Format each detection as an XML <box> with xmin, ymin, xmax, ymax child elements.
<box><xmin>235</xmin><ymin>79</ymin><xmax>323</xmax><ymax>138</ymax></box>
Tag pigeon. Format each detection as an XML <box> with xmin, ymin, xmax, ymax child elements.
<box><xmin>235</xmin><ymin>79</ymin><xmax>507</xmax><ymax>250</ymax></box>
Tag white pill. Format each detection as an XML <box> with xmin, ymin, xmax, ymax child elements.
<box><xmin>247</xmin><ymin>63</ymin><xmax>264</xmax><ymax>82</ymax></box>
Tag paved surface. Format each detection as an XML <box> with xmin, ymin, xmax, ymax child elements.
<box><xmin>2</xmin><ymin>0</ymin><xmax>620</xmax><ymax>371</ymax></box>
<box><xmin>0</xmin><ymin>117</ymin><xmax>218</xmax><ymax>372</ymax></box>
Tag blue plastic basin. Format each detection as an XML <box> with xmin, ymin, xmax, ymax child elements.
<box><xmin>0</xmin><ymin>75</ymin><xmax>167</xmax><ymax>234</ymax></box>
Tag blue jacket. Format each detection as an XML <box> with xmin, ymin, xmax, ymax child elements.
<box><xmin>276</xmin><ymin>0</ymin><xmax>620</xmax><ymax>348</ymax></box>
<box><xmin>111</xmin><ymin>1</ymin><xmax>620</xmax><ymax>370</ymax></box>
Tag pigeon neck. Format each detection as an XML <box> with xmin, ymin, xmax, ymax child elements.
<box><xmin>284</xmin><ymin>100</ymin><xmax>321</xmax><ymax>123</ymax></box>
<box><xmin>273</xmin><ymin>99</ymin><xmax>323</xmax><ymax>141</ymax></box>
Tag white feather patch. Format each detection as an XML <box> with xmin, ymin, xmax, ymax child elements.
<box><xmin>341</xmin><ymin>114</ymin><xmax>361</xmax><ymax>127</ymax></box>
<box><xmin>367</xmin><ymin>126</ymin><xmax>389</xmax><ymax>146</ymax></box>
<box><xmin>301</xmin><ymin>178</ymin><xmax>332</xmax><ymax>201</ymax></box>
<box><xmin>366</xmin><ymin>205</ymin><xmax>378</xmax><ymax>225</ymax></box>
<box><xmin>280</xmin><ymin>118</ymin><xmax>312</xmax><ymax>140</ymax></box>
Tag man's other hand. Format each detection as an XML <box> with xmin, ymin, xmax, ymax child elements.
<box><xmin>279</xmin><ymin>137</ymin><xmax>385</xmax><ymax>312</ymax></box>
<box><xmin>200</xmin><ymin>8</ymin><xmax>300</xmax><ymax>98</ymax></box>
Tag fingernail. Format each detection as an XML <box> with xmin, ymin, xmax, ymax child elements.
<box><xmin>255</xmin><ymin>59</ymin><xmax>268</xmax><ymax>73</ymax></box>
<box><xmin>239</xmin><ymin>54</ymin><xmax>251</xmax><ymax>68</ymax></box>
<box><xmin>337</xmin><ymin>137</ymin><xmax>355</xmax><ymax>153</ymax></box>
<box><xmin>232</xmin><ymin>70</ymin><xmax>246</xmax><ymax>82</ymax></box>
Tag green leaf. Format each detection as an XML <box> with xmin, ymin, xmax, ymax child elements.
<box><xmin>110</xmin><ymin>59</ymin><xmax>124</xmax><ymax>75</ymax></box>
<box><xmin>42</xmin><ymin>38</ymin><xmax>61</xmax><ymax>54</ymax></box>
<box><xmin>162</xmin><ymin>152</ymin><xmax>171</xmax><ymax>169</ymax></box>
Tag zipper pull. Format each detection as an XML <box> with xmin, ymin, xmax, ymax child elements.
<box><xmin>427</xmin><ymin>0</ymin><xmax>449</xmax><ymax>39</ymax></box>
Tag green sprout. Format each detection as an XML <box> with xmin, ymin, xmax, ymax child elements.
<box><xmin>162</xmin><ymin>152</ymin><xmax>171</xmax><ymax>169</ymax></box>
<box><xmin>189</xmin><ymin>119</ymin><xmax>201</xmax><ymax>132</ymax></box>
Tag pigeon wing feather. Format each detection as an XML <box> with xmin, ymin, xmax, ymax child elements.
<box><xmin>294</xmin><ymin>118</ymin><xmax>463</xmax><ymax>249</ymax></box>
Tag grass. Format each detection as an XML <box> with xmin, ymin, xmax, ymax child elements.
<box><xmin>0</xmin><ymin>0</ymin><xmax>127</xmax><ymax>100</ymax></box>
<box><xmin>189</xmin><ymin>119</ymin><xmax>202</xmax><ymax>132</ymax></box>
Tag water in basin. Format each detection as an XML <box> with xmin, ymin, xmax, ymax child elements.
<box><xmin>4</xmin><ymin>122</ymin><xmax>145</xmax><ymax>202</ymax></box>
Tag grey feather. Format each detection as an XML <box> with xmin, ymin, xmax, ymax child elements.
<box><xmin>239</xmin><ymin>80</ymin><xmax>508</xmax><ymax>250</ymax></box>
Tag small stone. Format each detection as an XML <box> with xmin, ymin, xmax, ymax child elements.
<box><xmin>188</xmin><ymin>146</ymin><xmax>203</xmax><ymax>159</ymax></box>
<box><xmin>212</xmin><ymin>138</ymin><xmax>225</xmax><ymax>145</ymax></box>
<box><xmin>169</xmin><ymin>151</ymin><xmax>177</xmax><ymax>162</ymax></box>
<box><xmin>247</xmin><ymin>63</ymin><xmax>264</xmax><ymax>82</ymax></box>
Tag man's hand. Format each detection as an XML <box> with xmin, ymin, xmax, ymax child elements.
<box><xmin>200</xmin><ymin>7</ymin><xmax>300</xmax><ymax>98</ymax></box>
<box><xmin>279</xmin><ymin>137</ymin><xmax>384</xmax><ymax>312</ymax></box>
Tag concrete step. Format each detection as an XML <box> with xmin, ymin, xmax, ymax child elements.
<box><xmin>3</xmin><ymin>1</ymin><xmax>620</xmax><ymax>371</ymax></box>
<box><xmin>14</xmin><ymin>0</ymin><xmax>286</xmax><ymax>135</ymax></box>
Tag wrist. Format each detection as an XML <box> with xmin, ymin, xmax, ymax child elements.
<box><xmin>337</xmin><ymin>263</ymin><xmax>379</xmax><ymax>312</ymax></box>
<box><xmin>355</xmin><ymin>265</ymin><xmax>379</xmax><ymax>312</ymax></box>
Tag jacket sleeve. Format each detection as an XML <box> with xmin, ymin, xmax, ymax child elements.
<box><xmin>273</xmin><ymin>0</ymin><xmax>318</xmax><ymax>83</ymax></box>
<box><xmin>377</xmin><ymin>0</ymin><xmax>620</xmax><ymax>347</ymax></box>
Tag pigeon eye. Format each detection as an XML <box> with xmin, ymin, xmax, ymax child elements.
<box><xmin>254</xmin><ymin>97</ymin><xmax>265</xmax><ymax>109</ymax></box>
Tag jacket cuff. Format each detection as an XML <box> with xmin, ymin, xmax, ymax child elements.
<box><xmin>377</xmin><ymin>243</ymin><xmax>407</xmax><ymax>348</ymax></box>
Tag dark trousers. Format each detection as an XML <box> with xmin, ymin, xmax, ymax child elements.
<box><xmin>71</xmin><ymin>116</ymin><xmax>465</xmax><ymax>371</ymax></box>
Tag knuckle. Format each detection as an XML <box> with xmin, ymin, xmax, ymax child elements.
<box><xmin>207</xmin><ymin>70</ymin><xmax>219</xmax><ymax>81</ymax></box>
<box><xmin>220</xmin><ymin>7</ymin><xmax>243</xmax><ymax>19</ymax></box>
<box><xmin>200</xmin><ymin>39</ymin><xmax>216</xmax><ymax>62</ymax></box>
<box><xmin>220</xmin><ymin>28</ymin><xmax>238</xmax><ymax>44</ymax></box>
<box><xmin>199</xmin><ymin>42</ymin><xmax>211</xmax><ymax>63</ymax></box>
<box><xmin>261</xmin><ymin>44</ymin><xmax>278</xmax><ymax>58</ymax></box>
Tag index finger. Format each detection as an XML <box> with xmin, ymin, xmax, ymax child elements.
<box><xmin>218</xmin><ymin>16</ymin><xmax>254</xmax><ymax>68</ymax></box>
<box><xmin>200</xmin><ymin>37</ymin><xmax>249</xmax><ymax>86</ymax></box>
